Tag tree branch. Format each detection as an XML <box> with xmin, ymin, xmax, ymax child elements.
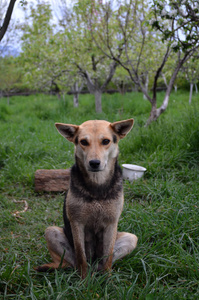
<box><xmin>0</xmin><ymin>0</ymin><xmax>17</xmax><ymax>42</ymax></box>
<box><xmin>101</xmin><ymin>60</ymin><xmax>117</xmax><ymax>91</ymax></box>
<box><xmin>157</xmin><ymin>46</ymin><xmax>198</xmax><ymax>116</ymax></box>
<box><xmin>152</xmin><ymin>45</ymin><xmax>171</xmax><ymax>101</ymax></box>
<box><xmin>76</xmin><ymin>63</ymin><xmax>95</xmax><ymax>93</ymax></box>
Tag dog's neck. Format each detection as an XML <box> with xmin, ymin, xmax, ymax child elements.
<box><xmin>70</xmin><ymin>156</ymin><xmax>123</xmax><ymax>200</ymax></box>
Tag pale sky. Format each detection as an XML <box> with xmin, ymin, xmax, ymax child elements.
<box><xmin>12</xmin><ymin>1</ymin><xmax>25</xmax><ymax>21</ymax></box>
<box><xmin>12</xmin><ymin>0</ymin><xmax>51</xmax><ymax>21</ymax></box>
<box><xmin>12</xmin><ymin>0</ymin><xmax>73</xmax><ymax>22</ymax></box>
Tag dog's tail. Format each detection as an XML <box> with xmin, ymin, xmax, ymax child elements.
<box><xmin>34</xmin><ymin>261</ymin><xmax>70</xmax><ymax>272</ymax></box>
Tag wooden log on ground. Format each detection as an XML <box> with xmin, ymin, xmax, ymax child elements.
<box><xmin>35</xmin><ymin>169</ymin><xmax>70</xmax><ymax>192</ymax></box>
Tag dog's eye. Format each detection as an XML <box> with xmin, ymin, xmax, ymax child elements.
<box><xmin>102</xmin><ymin>139</ymin><xmax>110</xmax><ymax>145</ymax></box>
<box><xmin>80</xmin><ymin>139</ymin><xmax>89</xmax><ymax>146</ymax></box>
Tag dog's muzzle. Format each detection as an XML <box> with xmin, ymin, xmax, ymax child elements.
<box><xmin>89</xmin><ymin>159</ymin><xmax>101</xmax><ymax>172</ymax></box>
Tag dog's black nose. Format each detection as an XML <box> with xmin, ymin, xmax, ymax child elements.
<box><xmin>89</xmin><ymin>160</ymin><xmax>101</xmax><ymax>170</ymax></box>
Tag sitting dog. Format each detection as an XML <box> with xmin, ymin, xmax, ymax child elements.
<box><xmin>35</xmin><ymin>119</ymin><xmax>138</xmax><ymax>278</ymax></box>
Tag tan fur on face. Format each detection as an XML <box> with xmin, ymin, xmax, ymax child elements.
<box><xmin>55</xmin><ymin>119</ymin><xmax>134</xmax><ymax>185</ymax></box>
<box><xmin>76</xmin><ymin>120</ymin><xmax>118</xmax><ymax>172</ymax></box>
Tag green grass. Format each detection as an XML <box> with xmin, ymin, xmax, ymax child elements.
<box><xmin>0</xmin><ymin>91</ymin><xmax>199</xmax><ymax>299</ymax></box>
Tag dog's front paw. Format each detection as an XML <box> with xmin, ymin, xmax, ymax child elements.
<box><xmin>78</xmin><ymin>262</ymin><xmax>88</xmax><ymax>279</ymax></box>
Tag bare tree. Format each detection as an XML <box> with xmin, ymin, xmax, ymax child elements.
<box><xmin>182</xmin><ymin>54</ymin><xmax>199</xmax><ymax>104</ymax></box>
<box><xmin>55</xmin><ymin>0</ymin><xmax>121</xmax><ymax>113</ymax></box>
<box><xmin>71</xmin><ymin>80</ymin><xmax>84</xmax><ymax>107</ymax></box>
<box><xmin>75</xmin><ymin>59</ymin><xmax>118</xmax><ymax>113</ymax></box>
<box><xmin>89</xmin><ymin>0</ymin><xmax>199</xmax><ymax>125</ymax></box>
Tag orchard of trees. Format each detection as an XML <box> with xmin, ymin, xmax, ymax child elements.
<box><xmin>0</xmin><ymin>0</ymin><xmax>199</xmax><ymax>124</ymax></box>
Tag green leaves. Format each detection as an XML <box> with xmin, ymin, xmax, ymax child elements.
<box><xmin>151</xmin><ymin>0</ymin><xmax>199</xmax><ymax>52</ymax></box>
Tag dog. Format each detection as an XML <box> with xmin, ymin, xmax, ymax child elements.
<box><xmin>35</xmin><ymin>119</ymin><xmax>138</xmax><ymax>279</ymax></box>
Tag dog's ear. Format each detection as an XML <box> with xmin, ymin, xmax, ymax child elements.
<box><xmin>110</xmin><ymin>119</ymin><xmax>134</xmax><ymax>139</ymax></box>
<box><xmin>55</xmin><ymin>123</ymin><xmax>79</xmax><ymax>142</ymax></box>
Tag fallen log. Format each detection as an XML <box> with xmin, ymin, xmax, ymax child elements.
<box><xmin>35</xmin><ymin>169</ymin><xmax>70</xmax><ymax>192</ymax></box>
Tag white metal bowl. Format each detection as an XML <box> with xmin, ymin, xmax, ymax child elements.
<box><xmin>122</xmin><ymin>164</ymin><xmax>147</xmax><ymax>182</ymax></box>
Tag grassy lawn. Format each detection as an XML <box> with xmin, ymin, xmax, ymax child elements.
<box><xmin>0</xmin><ymin>91</ymin><xmax>199</xmax><ymax>299</ymax></box>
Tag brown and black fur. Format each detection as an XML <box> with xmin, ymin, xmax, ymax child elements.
<box><xmin>35</xmin><ymin>119</ymin><xmax>138</xmax><ymax>279</ymax></box>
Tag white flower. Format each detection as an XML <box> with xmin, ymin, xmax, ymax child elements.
<box><xmin>169</xmin><ymin>9</ymin><xmax>177</xmax><ymax>17</ymax></box>
<box><xmin>171</xmin><ymin>41</ymin><xmax>178</xmax><ymax>48</ymax></box>
<box><xmin>158</xmin><ymin>0</ymin><xmax>166</xmax><ymax>5</ymax></box>
<box><xmin>193</xmin><ymin>3</ymin><xmax>199</xmax><ymax>10</ymax></box>
<box><xmin>161</xmin><ymin>8</ymin><xmax>168</xmax><ymax>16</ymax></box>
<box><xmin>148</xmin><ymin>19</ymin><xmax>155</xmax><ymax>25</ymax></box>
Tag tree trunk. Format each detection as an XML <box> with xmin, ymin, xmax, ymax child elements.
<box><xmin>78</xmin><ymin>60</ymin><xmax>117</xmax><ymax>114</ymax></box>
<box><xmin>73</xmin><ymin>93</ymin><xmax>79</xmax><ymax>107</ymax></box>
<box><xmin>94</xmin><ymin>90</ymin><xmax>102</xmax><ymax>113</ymax></box>
<box><xmin>161</xmin><ymin>72</ymin><xmax>168</xmax><ymax>88</ymax></box>
<box><xmin>62</xmin><ymin>93</ymin><xmax>66</xmax><ymax>105</ymax></box>
<box><xmin>145</xmin><ymin>101</ymin><xmax>157</xmax><ymax>126</ymax></box>
<box><xmin>143</xmin><ymin>74</ymin><xmax>149</xmax><ymax>100</ymax></box>
<box><xmin>195</xmin><ymin>83</ymin><xmax>198</xmax><ymax>93</ymax></box>
<box><xmin>71</xmin><ymin>81</ymin><xmax>84</xmax><ymax>107</ymax></box>
<box><xmin>132</xmin><ymin>84</ymin><xmax>138</xmax><ymax>92</ymax></box>
<box><xmin>146</xmin><ymin>90</ymin><xmax>172</xmax><ymax>126</ymax></box>
<box><xmin>189</xmin><ymin>83</ymin><xmax>193</xmax><ymax>104</ymax></box>
<box><xmin>117</xmin><ymin>81</ymin><xmax>125</xmax><ymax>94</ymax></box>
<box><xmin>82</xmin><ymin>72</ymin><xmax>103</xmax><ymax>113</ymax></box>
<box><xmin>145</xmin><ymin>51</ymin><xmax>191</xmax><ymax>126</ymax></box>
<box><xmin>174</xmin><ymin>85</ymin><xmax>177</xmax><ymax>92</ymax></box>
<box><xmin>145</xmin><ymin>94</ymin><xmax>169</xmax><ymax>126</ymax></box>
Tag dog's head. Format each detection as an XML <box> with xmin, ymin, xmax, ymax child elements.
<box><xmin>55</xmin><ymin>119</ymin><xmax>134</xmax><ymax>173</ymax></box>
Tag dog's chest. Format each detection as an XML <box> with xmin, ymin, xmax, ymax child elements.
<box><xmin>67</xmin><ymin>196</ymin><xmax>123</xmax><ymax>229</ymax></box>
<box><xmin>84</xmin><ymin>201</ymin><xmax>113</xmax><ymax>230</ymax></box>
